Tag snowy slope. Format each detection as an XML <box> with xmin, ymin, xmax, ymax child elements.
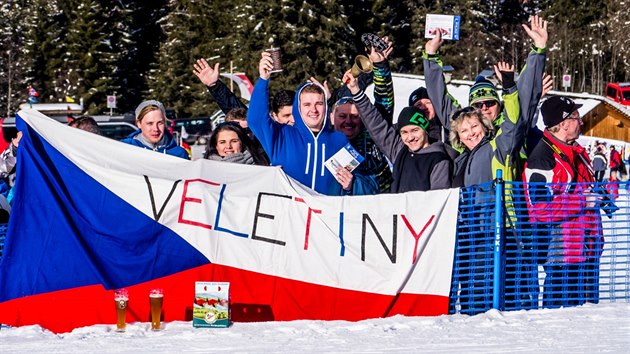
<box><xmin>1</xmin><ymin>303</ymin><xmax>629</xmax><ymax>353</ymax></box>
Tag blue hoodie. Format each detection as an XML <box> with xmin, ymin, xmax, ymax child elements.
<box><xmin>247</xmin><ymin>79</ymin><xmax>349</xmax><ymax>195</ymax></box>
<box><xmin>121</xmin><ymin>129</ymin><xmax>189</xmax><ymax>159</ymax></box>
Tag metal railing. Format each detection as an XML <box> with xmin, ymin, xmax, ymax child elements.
<box><xmin>0</xmin><ymin>223</ymin><xmax>6</xmax><ymax>261</ymax></box>
<box><xmin>450</xmin><ymin>176</ymin><xmax>630</xmax><ymax>314</ymax></box>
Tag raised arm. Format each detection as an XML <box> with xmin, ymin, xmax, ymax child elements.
<box><xmin>422</xmin><ymin>29</ymin><xmax>460</xmax><ymax>131</ymax></box>
<box><xmin>517</xmin><ymin>15</ymin><xmax>548</xmax><ymax>129</ymax></box>
<box><xmin>368</xmin><ymin>36</ymin><xmax>395</xmax><ymax>125</ymax></box>
<box><xmin>343</xmin><ymin>69</ymin><xmax>404</xmax><ymax>163</ymax></box>
<box><xmin>193</xmin><ymin>59</ymin><xmax>246</xmax><ymax>114</ymax></box>
<box><xmin>493</xmin><ymin>61</ymin><xmax>524</xmax><ymax>164</ymax></box>
<box><xmin>246</xmin><ymin>51</ymin><xmax>281</xmax><ymax>157</ymax></box>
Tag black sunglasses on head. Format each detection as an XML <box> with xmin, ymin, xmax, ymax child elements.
<box><xmin>450</xmin><ymin>106</ymin><xmax>476</xmax><ymax>121</ymax></box>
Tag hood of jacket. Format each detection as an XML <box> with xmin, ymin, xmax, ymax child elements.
<box><xmin>124</xmin><ymin>129</ymin><xmax>179</xmax><ymax>151</ymax></box>
<box><xmin>292</xmin><ymin>81</ymin><xmax>334</xmax><ymax>139</ymax></box>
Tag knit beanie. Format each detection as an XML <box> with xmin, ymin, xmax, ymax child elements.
<box><xmin>397</xmin><ymin>106</ymin><xmax>429</xmax><ymax>131</ymax></box>
<box><xmin>408</xmin><ymin>87</ymin><xmax>430</xmax><ymax>107</ymax></box>
<box><xmin>468</xmin><ymin>76</ymin><xmax>499</xmax><ymax>106</ymax></box>
<box><xmin>135</xmin><ymin>100</ymin><xmax>166</xmax><ymax>120</ymax></box>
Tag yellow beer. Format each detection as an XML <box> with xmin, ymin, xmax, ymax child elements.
<box><xmin>149</xmin><ymin>290</ymin><xmax>163</xmax><ymax>330</ymax></box>
<box><xmin>115</xmin><ymin>298</ymin><xmax>128</xmax><ymax>332</ymax></box>
<box><xmin>114</xmin><ymin>289</ymin><xmax>129</xmax><ymax>333</ymax></box>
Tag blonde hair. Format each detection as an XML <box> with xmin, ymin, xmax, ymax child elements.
<box><xmin>449</xmin><ymin>108</ymin><xmax>493</xmax><ymax>150</ymax></box>
<box><xmin>136</xmin><ymin>105</ymin><xmax>163</xmax><ymax>123</ymax></box>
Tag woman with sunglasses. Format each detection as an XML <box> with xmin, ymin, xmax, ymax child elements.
<box><xmin>423</xmin><ymin>16</ymin><xmax>548</xmax><ymax>146</ymax></box>
<box><xmin>449</xmin><ymin>62</ymin><xmax>527</xmax><ymax>187</ymax></box>
<box><xmin>450</xmin><ymin>62</ymin><xmax>542</xmax><ymax>313</ymax></box>
<box><xmin>204</xmin><ymin>122</ymin><xmax>268</xmax><ymax>165</ymax></box>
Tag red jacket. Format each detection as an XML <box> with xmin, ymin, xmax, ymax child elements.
<box><xmin>523</xmin><ymin>130</ymin><xmax>603</xmax><ymax>263</ymax></box>
<box><xmin>609</xmin><ymin>149</ymin><xmax>622</xmax><ymax>170</ymax></box>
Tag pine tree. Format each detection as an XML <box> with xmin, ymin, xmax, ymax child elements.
<box><xmin>605</xmin><ymin>0</ymin><xmax>630</xmax><ymax>83</ymax></box>
<box><xmin>0</xmin><ymin>0</ymin><xmax>26</xmax><ymax>116</ymax></box>
<box><xmin>22</xmin><ymin>0</ymin><xmax>67</xmax><ymax>104</ymax></box>
<box><xmin>123</xmin><ymin>0</ymin><xmax>169</xmax><ymax>113</ymax></box>
<box><xmin>147</xmin><ymin>0</ymin><xmax>217</xmax><ymax>117</ymax></box>
<box><xmin>52</xmin><ymin>0</ymin><xmax>124</xmax><ymax>114</ymax></box>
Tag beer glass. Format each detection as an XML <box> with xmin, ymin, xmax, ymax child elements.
<box><xmin>149</xmin><ymin>288</ymin><xmax>163</xmax><ymax>331</ymax></box>
<box><xmin>114</xmin><ymin>289</ymin><xmax>128</xmax><ymax>332</ymax></box>
<box><xmin>265</xmin><ymin>48</ymin><xmax>283</xmax><ymax>73</ymax></box>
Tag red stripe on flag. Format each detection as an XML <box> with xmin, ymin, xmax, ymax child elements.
<box><xmin>0</xmin><ymin>264</ymin><xmax>448</xmax><ymax>333</ymax></box>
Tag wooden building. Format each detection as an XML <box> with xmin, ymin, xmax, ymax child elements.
<box><xmin>582</xmin><ymin>100</ymin><xmax>630</xmax><ymax>142</ymax></box>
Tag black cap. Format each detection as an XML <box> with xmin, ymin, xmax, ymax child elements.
<box><xmin>397</xmin><ymin>106</ymin><xmax>429</xmax><ymax>131</ymax></box>
<box><xmin>541</xmin><ymin>96</ymin><xmax>583</xmax><ymax>128</ymax></box>
<box><xmin>408</xmin><ymin>87</ymin><xmax>430</xmax><ymax>107</ymax></box>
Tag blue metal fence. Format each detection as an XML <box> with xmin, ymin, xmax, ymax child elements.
<box><xmin>0</xmin><ymin>223</ymin><xmax>6</xmax><ymax>261</ymax></box>
<box><xmin>450</xmin><ymin>177</ymin><xmax>630</xmax><ymax>314</ymax></box>
<box><xmin>0</xmin><ymin>179</ymin><xmax>627</xmax><ymax>314</ymax></box>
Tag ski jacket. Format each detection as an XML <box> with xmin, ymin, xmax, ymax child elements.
<box><xmin>352</xmin><ymin>89</ymin><xmax>452</xmax><ymax>193</ymax></box>
<box><xmin>523</xmin><ymin>130</ymin><xmax>603</xmax><ymax>263</ymax></box>
<box><xmin>247</xmin><ymin>79</ymin><xmax>349</xmax><ymax>195</ymax></box>
<box><xmin>121</xmin><ymin>130</ymin><xmax>189</xmax><ymax>159</ymax></box>
<box><xmin>423</xmin><ymin>45</ymin><xmax>547</xmax><ymax>159</ymax></box>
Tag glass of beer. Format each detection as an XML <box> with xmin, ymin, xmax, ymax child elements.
<box><xmin>149</xmin><ymin>288</ymin><xmax>163</xmax><ymax>331</ymax></box>
<box><xmin>114</xmin><ymin>289</ymin><xmax>128</xmax><ymax>332</ymax></box>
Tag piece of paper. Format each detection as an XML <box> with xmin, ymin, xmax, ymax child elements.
<box><xmin>425</xmin><ymin>14</ymin><xmax>461</xmax><ymax>41</ymax></box>
<box><xmin>324</xmin><ymin>143</ymin><xmax>365</xmax><ymax>176</ymax></box>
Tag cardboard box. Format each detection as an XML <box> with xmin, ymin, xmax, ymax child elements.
<box><xmin>425</xmin><ymin>14</ymin><xmax>461</xmax><ymax>40</ymax></box>
<box><xmin>193</xmin><ymin>282</ymin><xmax>230</xmax><ymax>328</ymax></box>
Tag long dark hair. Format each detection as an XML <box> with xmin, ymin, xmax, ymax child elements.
<box><xmin>204</xmin><ymin>122</ymin><xmax>267</xmax><ymax>165</ymax></box>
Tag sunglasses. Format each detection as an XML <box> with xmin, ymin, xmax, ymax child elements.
<box><xmin>333</xmin><ymin>96</ymin><xmax>354</xmax><ymax>107</ymax></box>
<box><xmin>471</xmin><ymin>100</ymin><xmax>498</xmax><ymax>110</ymax></box>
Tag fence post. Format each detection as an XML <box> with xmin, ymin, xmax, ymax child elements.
<box><xmin>493</xmin><ymin>169</ymin><xmax>504</xmax><ymax>310</ymax></box>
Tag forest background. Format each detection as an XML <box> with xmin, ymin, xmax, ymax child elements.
<box><xmin>0</xmin><ymin>0</ymin><xmax>628</xmax><ymax>117</ymax></box>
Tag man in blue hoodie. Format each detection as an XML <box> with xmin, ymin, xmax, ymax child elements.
<box><xmin>247</xmin><ymin>51</ymin><xmax>353</xmax><ymax>195</ymax></box>
<box><xmin>121</xmin><ymin>100</ymin><xmax>189</xmax><ymax>159</ymax></box>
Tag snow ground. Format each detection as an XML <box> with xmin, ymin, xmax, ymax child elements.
<box><xmin>1</xmin><ymin>303</ymin><xmax>629</xmax><ymax>353</ymax></box>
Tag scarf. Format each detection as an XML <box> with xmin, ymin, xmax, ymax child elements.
<box><xmin>206</xmin><ymin>150</ymin><xmax>255</xmax><ymax>165</ymax></box>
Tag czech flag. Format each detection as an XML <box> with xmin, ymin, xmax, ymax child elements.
<box><xmin>0</xmin><ymin>109</ymin><xmax>459</xmax><ymax>333</ymax></box>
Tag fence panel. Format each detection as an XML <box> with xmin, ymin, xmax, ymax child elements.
<box><xmin>0</xmin><ymin>223</ymin><xmax>6</xmax><ymax>261</ymax></box>
<box><xmin>449</xmin><ymin>181</ymin><xmax>497</xmax><ymax>315</ymax></box>
<box><xmin>451</xmin><ymin>179</ymin><xmax>630</xmax><ymax>314</ymax></box>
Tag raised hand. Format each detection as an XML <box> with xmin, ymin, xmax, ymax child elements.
<box><xmin>342</xmin><ymin>69</ymin><xmax>360</xmax><ymax>94</ymax></box>
<box><xmin>193</xmin><ymin>59</ymin><xmax>220</xmax><ymax>87</ymax></box>
<box><xmin>424</xmin><ymin>28</ymin><xmax>443</xmax><ymax>55</ymax></box>
<box><xmin>541</xmin><ymin>73</ymin><xmax>553</xmax><ymax>98</ymax></box>
<box><xmin>522</xmin><ymin>15</ymin><xmax>548</xmax><ymax>49</ymax></box>
<box><xmin>309</xmin><ymin>76</ymin><xmax>331</xmax><ymax>99</ymax></box>
<box><xmin>259</xmin><ymin>51</ymin><xmax>273</xmax><ymax>80</ymax></box>
<box><xmin>12</xmin><ymin>131</ymin><xmax>22</xmax><ymax>148</ymax></box>
<box><xmin>493</xmin><ymin>61</ymin><xmax>515</xmax><ymax>84</ymax></box>
<box><xmin>368</xmin><ymin>36</ymin><xmax>393</xmax><ymax>64</ymax></box>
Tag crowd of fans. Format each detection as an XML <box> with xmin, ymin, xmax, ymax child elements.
<box><xmin>2</xmin><ymin>15</ymin><xmax>627</xmax><ymax>313</ymax></box>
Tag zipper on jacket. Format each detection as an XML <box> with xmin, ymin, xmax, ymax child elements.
<box><xmin>320</xmin><ymin>144</ymin><xmax>326</xmax><ymax>176</ymax></box>
<box><xmin>305</xmin><ymin>143</ymin><xmax>312</xmax><ymax>174</ymax></box>
<box><xmin>311</xmin><ymin>141</ymin><xmax>318</xmax><ymax>189</ymax></box>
